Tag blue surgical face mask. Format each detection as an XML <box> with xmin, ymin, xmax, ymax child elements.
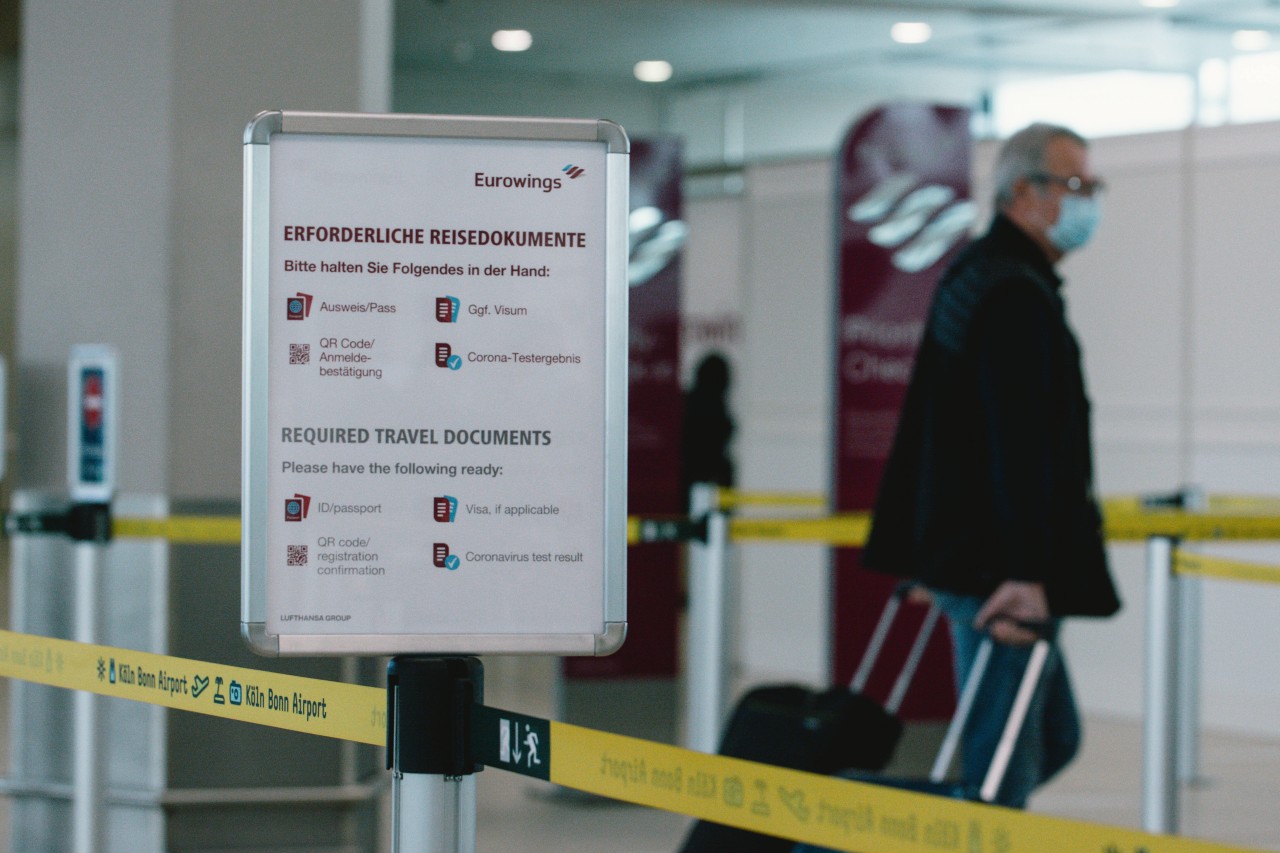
<box><xmin>1047</xmin><ymin>194</ymin><xmax>1101</xmax><ymax>252</ymax></box>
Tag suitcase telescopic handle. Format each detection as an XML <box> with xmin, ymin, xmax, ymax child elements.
<box><xmin>928</xmin><ymin>625</ymin><xmax>1053</xmax><ymax>797</ymax></box>
<box><xmin>884</xmin><ymin>604</ymin><xmax>940</xmax><ymax>714</ymax></box>
<box><xmin>850</xmin><ymin>583</ymin><xmax>930</xmax><ymax>694</ymax></box>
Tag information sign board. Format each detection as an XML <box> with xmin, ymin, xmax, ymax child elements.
<box><xmin>242</xmin><ymin>111</ymin><xmax>629</xmax><ymax>655</ymax></box>
<box><xmin>67</xmin><ymin>344</ymin><xmax>117</xmax><ymax>503</ymax></box>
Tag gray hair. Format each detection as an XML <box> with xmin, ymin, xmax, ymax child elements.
<box><xmin>993</xmin><ymin>122</ymin><xmax>1088</xmax><ymax>208</ymax></box>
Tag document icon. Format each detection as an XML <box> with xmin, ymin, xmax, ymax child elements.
<box><xmin>435</xmin><ymin>343</ymin><xmax>452</xmax><ymax>368</ymax></box>
<box><xmin>433</xmin><ymin>496</ymin><xmax>458</xmax><ymax>523</ymax></box>
<box><xmin>433</xmin><ymin>543</ymin><xmax>450</xmax><ymax>567</ymax></box>
<box><xmin>436</xmin><ymin>297</ymin><xmax>460</xmax><ymax>323</ymax></box>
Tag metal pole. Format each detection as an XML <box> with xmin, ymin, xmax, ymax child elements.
<box><xmin>1176</xmin><ymin>573</ymin><xmax>1203</xmax><ymax>786</ymax></box>
<box><xmin>1143</xmin><ymin>536</ymin><xmax>1180</xmax><ymax>834</ymax></box>
<box><xmin>1177</xmin><ymin>484</ymin><xmax>1206</xmax><ymax>786</ymax></box>
<box><xmin>72</xmin><ymin>540</ymin><xmax>105</xmax><ymax>853</ymax></box>
<box><xmin>388</xmin><ymin>657</ymin><xmax>481</xmax><ymax>853</ymax></box>
<box><xmin>685</xmin><ymin>483</ymin><xmax>730</xmax><ymax>753</ymax></box>
<box><xmin>393</xmin><ymin>774</ymin><xmax>476</xmax><ymax>853</ymax></box>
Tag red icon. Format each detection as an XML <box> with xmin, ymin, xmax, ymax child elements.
<box><xmin>285</xmin><ymin>493</ymin><xmax>311</xmax><ymax>522</ymax></box>
<box><xmin>434</xmin><ymin>496</ymin><xmax>457</xmax><ymax>523</ymax></box>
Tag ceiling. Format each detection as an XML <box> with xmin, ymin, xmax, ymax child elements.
<box><xmin>394</xmin><ymin>0</ymin><xmax>1280</xmax><ymax>93</ymax></box>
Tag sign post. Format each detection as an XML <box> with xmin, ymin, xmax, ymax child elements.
<box><xmin>67</xmin><ymin>343</ymin><xmax>118</xmax><ymax>853</ymax></box>
<box><xmin>243</xmin><ymin>111</ymin><xmax>629</xmax><ymax>851</ymax></box>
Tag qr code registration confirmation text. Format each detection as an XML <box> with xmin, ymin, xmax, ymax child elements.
<box><xmin>290</xmin><ymin>343</ymin><xmax>310</xmax><ymax>365</ymax></box>
<box><xmin>287</xmin><ymin>545</ymin><xmax>308</xmax><ymax>566</ymax></box>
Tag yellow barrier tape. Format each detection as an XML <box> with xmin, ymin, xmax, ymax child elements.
<box><xmin>113</xmin><ymin>515</ymin><xmax>242</xmax><ymax>545</ymax></box>
<box><xmin>725</xmin><ymin>509</ymin><xmax>1280</xmax><ymax>546</ymax></box>
<box><xmin>1206</xmin><ymin>495</ymin><xmax>1280</xmax><ymax>513</ymax></box>
<box><xmin>551</xmin><ymin>721</ymin><xmax>1260</xmax><ymax>853</ymax></box>
<box><xmin>716</xmin><ymin>489</ymin><xmax>827</xmax><ymax>510</ymax></box>
<box><xmin>101</xmin><ymin>505</ymin><xmax>1280</xmax><ymax>548</ymax></box>
<box><xmin>0</xmin><ymin>626</ymin><xmax>1266</xmax><ymax>852</ymax></box>
<box><xmin>0</xmin><ymin>629</ymin><xmax>385</xmax><ymax>746</ymax></box>
<box><xmin>1174</xmin><ymin>551</ymin><xmax>1280</xmax><ymax>586</ymax></box>
<box><xmin>1102</xmin><ymin>494</ymin><xmax>1280</xmax><ymax>516</ymax></box>
<box><xmin>730</xmin><ymin>514</ymin><xmax>872</xmax><ymax>546</ymax></box>
<box><xmin>1103</xmin><ymin>511</ymin><xmax>1280</xmax><ymax>542</ymax></box>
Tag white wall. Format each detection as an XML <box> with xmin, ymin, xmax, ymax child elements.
<box><xmin>687</xmin><ymin>118</ymin><xmax>1280</xmax><ymax>737</ymax></box>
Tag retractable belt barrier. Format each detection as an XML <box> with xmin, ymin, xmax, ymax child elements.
<box><xmin>7</xmin><ymin>496</ymin><xmax>1280</xmax><ymax>848</ymax></box>
<box><xmin>1172</xmin><ymin>550</ymin><xmax>1280</xmax><ymax>586</ymax></box>
<box><xmin>112</xmin><ymin>515</ymin><xmax>242</xmax><ymax>546</ymax></box>
<box><xmin>9</xmin><ymin>493</ymin><xmax>1280</xmax><ymax>549</ymax></box>
<box><xmin>9</xmin><ymin>513</ymin><xmax>688</xmax><ymax>547</ymax></box>
<box><xmin>0</xmin><ymin>627</ymin><xmax>1264</xmax><ymax>853</ymax></box>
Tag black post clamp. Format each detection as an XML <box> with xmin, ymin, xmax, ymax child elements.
<box><xmin>4</xmin><ymin>502</ymin><xmax>112</xmax><ymax>543</ymax></box>
<box><xmin>636</xmin><ymin>514</ymin><xmax>710</xmax><ymax>545</ymax></box>
<box><xmin>386</xmin><ymin>656</ymin><xmax>484</xmax><ymax>778</ymax></box>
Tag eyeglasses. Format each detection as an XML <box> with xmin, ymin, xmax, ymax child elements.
<box><xmin>1028</xmin><ymin>172</ymin><xmax>1106</xmax><ymax>198</ymax></box>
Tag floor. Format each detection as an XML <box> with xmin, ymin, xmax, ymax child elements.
<box><xmin>471</xmin><ymin>657</ymin><xmax>1280</xmax><ymax>853</ymax></box>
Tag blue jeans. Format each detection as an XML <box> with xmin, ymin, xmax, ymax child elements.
<box><xmin>931</xmin><ymin>590</ymin><xmax>1080</xmax><ymax>808</ymax></box>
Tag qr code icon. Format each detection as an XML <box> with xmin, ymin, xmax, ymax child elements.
<box><xmin>290</xmin><ymin>343</ymin><xmax>310</xmax><ymax>365</ymax></box>
<box><xmin>287</xmin><ymin>545</ymin><xmax>308</xmax><ymax>566</ymax></box>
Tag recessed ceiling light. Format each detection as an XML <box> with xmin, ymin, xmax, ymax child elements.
<box><xmin>1232</xmin><ymin>29</ymin><xmax>1272</xmax><ymax>52</ymax></box>
<box><xmin>1139</xmin><ymin>0</ymin><xmax>1179</xmax><ymax>8</ymax></box>
<box><xmin>492</xmin><ymin>29</ymin><xmax>532</xmax><ymax>52</ymax></box>
<box><xmin>634</xmin><ymin>60</ymin><xmax>673</xmax><ymax>83</ymax></box>
<box><xmin>891</xmin><ymin>22</ymin><xmax>933</xmax><ymax>45</ymax></box>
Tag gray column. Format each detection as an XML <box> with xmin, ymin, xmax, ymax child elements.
<box><xmin>14</xmin><ymin>4</ymin><xmax>391</xmax><ymax>852</ymax></box>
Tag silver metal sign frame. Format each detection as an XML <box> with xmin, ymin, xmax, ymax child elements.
<box><xmin>242</xmin><ymin>110</ymin><xmax>628</xmax><ymax>656</ymax></box>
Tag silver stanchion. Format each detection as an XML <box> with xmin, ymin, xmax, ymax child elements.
<box><xmin>387</xmin><ymin>657</ymin><xmax>482</xmax><ymax>853</ymax></box>
<box><xmin>66</xmin><ymin>345</ymin><xmax>117</xmax><ymax>853</ymax></box>
<box><xmin>1177</xmin><ymin>485</ymin><xmax>1206</xmax><ymax>786</ymax></box>
<box><xmin>72</xmin><ymin>539</ymin><xmax>104</xmax><ymax>853</ymax></box>
<box><xmin>1176</xmin><ymin>572</ymin><xmax>1203</xmax><ymax>786</ymax></box>
<box><xmin>685</xmin><ymin>481</ymin><xmax>730</xmax><ymax>753</ymax></box>
<box><xmin>1143</xmin><ymin>535</ymin><xmax>1180</xmax><ymax>834</ymax></box>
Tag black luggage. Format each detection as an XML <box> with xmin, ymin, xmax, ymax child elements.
<box><xmin>790</xmin><ymin>632</ymin><xmax>1053</xmax><ymax>853</ymax></box>
<box><xmin>678</xmin><ymin>586</ymin><xmax>940</xmax><ymax>853</ymax></box>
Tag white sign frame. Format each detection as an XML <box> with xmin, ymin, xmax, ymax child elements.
<box><xmin>242</xmin><ymin>111</ymin><xmax>629</xmax><ymax>656</ymax></box>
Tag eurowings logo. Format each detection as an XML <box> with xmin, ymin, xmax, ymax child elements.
<box><xmin>562</xmin><ymin>164</ymin><xmax>585</xmax><ymax>179</ymax></box>
<box><xmin>848</xmin><ymin>174</ymin><xmax>976</xmax><ymax>273</ymax></box>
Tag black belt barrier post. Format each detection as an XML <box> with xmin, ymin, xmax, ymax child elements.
<box><xmin>387</xmin><ymin>657</ymin><xmax>484</xmax><ymax>853</ymax></box>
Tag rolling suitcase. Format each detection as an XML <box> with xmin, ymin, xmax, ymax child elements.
<box><xmin>791</xmin><ymin>632</ymin><xmax>1053</xmax><ymax>853</ymax></box>
<box><xmin>678</xmin><ymin>585</ymin><xmax>941</xmax><ymax>853</ymax></box>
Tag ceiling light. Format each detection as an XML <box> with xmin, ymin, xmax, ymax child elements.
<box><xmin>634</xmin><ymin>60</ymin><xmax>673</xmax><ymax>83</ymax></box>
<box><xmin>491</xmin><ymin>29</ymin><xmax>532</xmax><ymax>52</ymax></box>
<box><xmin>1232</xmin><ymin>29</ymin><xmax>1272</xmax><ymax>52</ymax></box>
<box><xmin>1139</xmin><ymin>0</ymin><xmax>1179</xmax><ymax>8</ymax></box>
<box><xmin>891</xmin><ymin>22</ymin><xmax>933</xmax><ymax>45</ymax></box>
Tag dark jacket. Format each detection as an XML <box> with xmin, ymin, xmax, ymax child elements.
<box><xmin>863</xmin><ymin>214</ymin><xmax>1120</xmax><ymax>618</ymax></box>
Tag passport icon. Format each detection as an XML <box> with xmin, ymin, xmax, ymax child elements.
<box><xmin>287</xmin><ymin>292</ymin><xmax>313</xmax><ymax>320</ymax></box>
<box><xmin>285</xmin><ymin>493</ymin><xmax>311</xmax><ymax>522</ymax></box>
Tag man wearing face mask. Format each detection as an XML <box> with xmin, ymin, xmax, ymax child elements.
<box><xmin>863</xmin><ymin>122</ymin><xmax>1121</xmax><ymax>808</ymax></box>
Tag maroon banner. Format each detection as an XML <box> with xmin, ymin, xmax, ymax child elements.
<box><xmin>832</xmin><ymin>105</ymin><xmax>973</xmax><ymax>719</ymax></box>
<box><xmin>565</xmin><ymin>137</ymin><xmax>684</xmax><ymax>678</ymax></box>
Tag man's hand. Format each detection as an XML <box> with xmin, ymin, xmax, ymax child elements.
<box><xmin>905</xmin><ymin>585</ymin><xmax>935</xmax><ymax>606</ymax></box>
<box><xmin>975</xmin><ymin>581</ymin><xmax>1049</xmax><ymax>645</ymax></box>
